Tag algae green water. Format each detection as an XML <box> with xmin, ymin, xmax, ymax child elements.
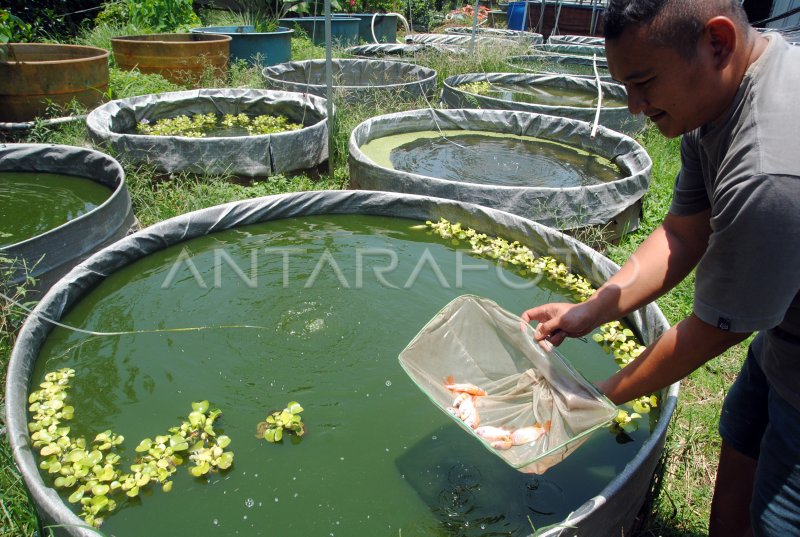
<box><xmin>32</xmin><ymin>215</ymin><xmax>656</xmax><ymax>536</ymax></box>
<box><xmin>360</xmin><ymin>130</ymin><xmax>623</xmax><ymax>188</ymax></box>
<box><xmin>0</xmin><ymin>172</ymin><xmax>112</xmax><ymax>248</ymax></box>
<box><xmin>476</xmin><ymin>82</ymin><xmax>628</xmax><ymax>108</ymax></box>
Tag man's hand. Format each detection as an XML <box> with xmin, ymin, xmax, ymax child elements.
<box><xmin>521</xmin><ymin>302</ymin><xmax>598</xmax><ymax>346</ymax></box>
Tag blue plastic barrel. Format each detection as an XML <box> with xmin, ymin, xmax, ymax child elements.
<box><xmin>278</xmin><ymin>17</ymin><xmax>360</xmax><ymax>46</ymax></box>
<box><xmin>507</xmin><ymin>1</ymin><xmax>528</xmax><ymax>30</ymax></box>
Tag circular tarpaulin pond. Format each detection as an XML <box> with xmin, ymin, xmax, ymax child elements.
<box><xmin>507</xmin><ymin>54</ymin><xmax>612</xmax><ymax>81</ymax></box>
<box><xmin>346</xmin><ymin>42</ymin><xmax>466</xmax><ymax>60</ymax></box>
<box><xmin>531</xmin><ymin>43</ymin><xmax>607</xmax><ymax>59</ymax></box>
<box><xmin>0</xmin><ymin>144</ymin><xmax>135</xmax><ymax>296</ymax></box>
<box><xmin>86</xmin><ymin>88</ymin><xmax>329</xmax><ymax>177</ymax></box>
<box><xmin>262</xmin><ymin>59</ymin><xmax>437</xmax><ymax>103</ymax></box>
<box><xmin>547</xmin><ymin>35</ymin><xmax>605</xmax><ymax>46</ymax></box>
<box><xmin>404</xmin><ymin>32</ymin><xmax>526</xmax><ymax>47</ymax></box>
<box><xmin>443</xmin><ymin>26</ymin><xmax>544</xmax><ymax>44</ymax></box>
<box><xmin>8</xmin><ymin>190</ymin><xmax>677</xmax><ymax>537</ymax></box>
<box><xmin>349</xmin><ymin>108</ymin><xmax>651</xmax><ymax>238</ymax></box>
<box><xmin>441</xmin><ymin>73</ymin><xmax>644</xmax><ymax>135</ymax></box>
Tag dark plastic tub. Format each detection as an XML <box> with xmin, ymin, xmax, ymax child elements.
<box><xmin>345</xmin><ymin>13</ymin><xmax>399</xmax><ymax>43</ymax></box>
<box><xmin>190</xmin><ymin>25</ymin><xmax>293</xmax><ymax>65</ymax></box>
<box><xmin>278</xmin><ymin>16</ymin><xmax>360</xmax><ymax>46</ymax></box>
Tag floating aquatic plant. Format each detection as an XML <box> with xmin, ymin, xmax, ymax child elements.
<box><xmin>28</xmin><ymin>369</ymin><xmax>234</xmax><ymax>527</ymax></box>
<box><xmin>459</xmin><ymin>81</ymin><xmax>492</xmax><ymax>96</ymax></box>
<box><xmin>425</xmin><ymin>218</ymin><xmax>658</xmax><ymax>432</ymax></box>
<box><xmin>136</xmin><ymin>112</ymin><xmax>302</xmax><ymax>137</ymax></box>
<box><xmin>256</xmin><ymin>401</ymin><xmax>305</xmax><ymax>443</ymax></box>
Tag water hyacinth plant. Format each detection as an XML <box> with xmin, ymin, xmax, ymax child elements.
<box><xmin>425</xmin><ymin>218</ymin><xmax>658</xmax><ymax>434</ymax></box>
<box><xmin>28</xmin><ymin>370</ymin><xmax>234</xmax><ymax>527</ymax></box>
<box><xmin>256</xmin><ymin>401</ymin><xmax>305</xmax><ymax>443</ymax></box>
<box><xmin>137</xmin><ymin>113</ymin><xmax>303</xmax><ymax>137</ymax></box>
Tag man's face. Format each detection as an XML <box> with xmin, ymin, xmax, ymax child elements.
<box><xmin>606</xmin><ymin>24</ymin><xmax>718</xmax><ymax>138</ymax></box>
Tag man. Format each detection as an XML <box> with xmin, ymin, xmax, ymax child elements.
<box><xmin>521</xmin><ymin>1</ymin><xmax>800</xmax><ymax>535</ymax></box>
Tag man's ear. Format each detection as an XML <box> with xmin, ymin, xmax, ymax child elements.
<box><xmin>705</xmin><ymin>16</ymin><xmax>737</xmax><ymax>70</ymax></box>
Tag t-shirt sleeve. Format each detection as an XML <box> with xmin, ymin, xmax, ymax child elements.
<box><xmin>693</xmin><ymin>174</ymin><xmax>800</xmax><ymax>333</ymax></box>
<box><xmin>669</xmin><ymin>134</ymin><xmax>712</xmax><ymax>216</ymax></box>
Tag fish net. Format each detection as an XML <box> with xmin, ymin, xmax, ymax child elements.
<box><xmin>399</xmin><ymin>295</ymin><xmax>617</xmax><ymax>474</ymax></box>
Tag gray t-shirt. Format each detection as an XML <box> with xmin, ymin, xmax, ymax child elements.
<box><xmin>669</xmin><ymin>33</ymin><xmax>800</xmax><ymax>409</ymax></box>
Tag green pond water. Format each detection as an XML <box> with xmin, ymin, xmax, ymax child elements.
<box><xmin>360</xmin><ymin>130</ymin><xmax>623</xmax><ymax>188</ymax></box>
<box><xmin>32</xmin><ymin>215</ymin><xmax>657</xmax><ymax>537</ymax></box>
<box><xmin>472</xmin><ymin>82</ymin><xmax>627</xmax><ymax>108</ymax></box>
<box><xmin>0</xmin><ymin>172</ymin><xmax>112</xmax><ymax>248</ymax></box>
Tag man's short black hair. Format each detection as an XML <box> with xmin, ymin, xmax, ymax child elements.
<box><xmin>604</xmin><ymin>0</ymin><xmax>750</xmax><ymax>58</ymax></box>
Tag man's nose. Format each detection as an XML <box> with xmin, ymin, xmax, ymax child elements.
<box><xmin>625</xmin><ymin>85</ymin><xmax>647</xmax><ymax>115</ymax></box>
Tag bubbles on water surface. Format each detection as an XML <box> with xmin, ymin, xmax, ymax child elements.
<box><xmin>245</xmin><ymin>498</ymin><xmax>255</xmax><ymax>508</ymax></box>
<box><xmin>277</xmin><ymin>301</ymin><xmax>332</xmax><ymax>338</ymax></box>
<box><xmin>448</xmin><ymin>463</ymin><xmax>481</xmax><ymax>488</ymax></box>
<box><xmin>437</xmin><ymin>485</ymin><xmax>475</xmax><ymax>517</ymax></box>
<box><xmin>522</xmin><ymin>476</ymin><xmax>565</xmax><ymax>516</ymax></box>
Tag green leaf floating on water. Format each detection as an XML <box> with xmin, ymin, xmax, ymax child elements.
<box><xmin>258</xmin><ymin>401</ymin><xmax>306</xmax><ymax>443</ymax></box>
<box><xmin>192</xmin><ymin>400</ymin><xmax>210</xmax><ymax>413</ymax></box>
<box><xmin>27</xmin><ymin>370</ymin><xmax>234</xmax><ymax>529</ymax></box>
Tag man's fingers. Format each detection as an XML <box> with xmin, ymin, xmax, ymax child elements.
<box><xmin>533</xmin><ymin>321</ymin><xmax>553</xmax><ymax>341</ymax></box>
<box><xmin>545</xmin><ymin>329</ymin><xmax>568</xmax><ymax>346</ymax></box>
<box><xmin>521</xmin><ymin>305</ymin><xmax>549</xmax><ymax>324</ymax></box>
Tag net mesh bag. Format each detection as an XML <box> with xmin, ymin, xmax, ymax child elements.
<box><xmin>399</xmin><ymin>295</ymin><xmax>618</xmax><ymax>474</ymax></box>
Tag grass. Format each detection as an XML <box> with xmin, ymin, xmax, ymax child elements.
<box><xmin>0</xmin><ymin>20</ymin><xmax>745</xmax><ymax>537</ymax></box>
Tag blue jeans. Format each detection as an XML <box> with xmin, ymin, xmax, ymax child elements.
<box><xmin>719</xmin><ymin>333</ymin><xmax>800</xmax><ymax>536</ymax></box>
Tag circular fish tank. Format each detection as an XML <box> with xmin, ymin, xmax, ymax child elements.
<box><xmin>86</xmin><ymin>88</ymin><xmax>329</xmax><ymax>177</ymax></box>
<box><xmin>278</xmin><ymin>16</ymin><xmax>360</xmax><ymax>46</ymax></box>
<box><xmin>190</xmin><ymin>25</ymin><xmax>294</xmax><ymax>66</ymax></box>
<box><xmin>345</xmin><ymin>13</ymin><xmax>400</xmax><ymax>43</ymax></box>
<box><xmin>443</xmin><ymin>26</ymin><xmax>544</xmax><ymax>44</ymax></box>
<box><xmin>531</xmin><ymin>43</ymin><xmax>607</xmax><ymax>60</ymax></box>
<box><xmin>507</xmin><ymin>54</ymin><xmax>612</xmax><ymax>81</ymax></box>
<box><xmin>262</xmin><ymin>59</ymin><xmax>437</xmax><ymax>103</ymax></box>
<box><xmin>404</xmin><ymin>32</ymin><xmax>525</xmax><ymax>47</ymax></box>
<box><xmin>111</xmin><ymin>33</ymin><xmax>231</xmax><ymax>84</ymax></box>
<box><xmin>547</xmin><ymin>35</ymin><xmax>605</xmax><ymax>46</ymax></box>
<box><xmin>0</xmin><ymin>43</ymin><xmax>109</xmax><ymax>123</ymax></box>
<box><xmin>7</xmin><ymin>190</ymin><xmax>677</xmax><ymax>537</ymax></box>
<box><xmin>0</xmin><ymin>144</ymin><xmax>135</xmax><ymax>296</ymax></box>
<box><xmin>347</xmin><ymin>42</ymin><xmax>466</xmax><ymax>60</ymax></box>
<box><xmin>349</xmin><ymin>108</ymin><xmax>651</xmax><ymax>239</ymax></box>
<box><xmin>441</xmin><ymin>73</ymin><xmax>644</xmax><ymax>135</ymax></box>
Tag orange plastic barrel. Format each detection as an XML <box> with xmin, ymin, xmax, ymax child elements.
<box><xmin>0</xmin><ymin>43</ymin><xmax>109</xmax><ymax>123</ymax></box>
<box><xmin>111</xmin><ymin>33</ymin><xmax>231</xmax><ymax>84</ymax></box>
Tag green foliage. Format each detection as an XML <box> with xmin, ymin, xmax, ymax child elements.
<box><xmin>402</xmin><ymin>0</ymin><xmax>436</xmax><ymax>30</ymax></box>
<box><xmin>235</xmin><ymin>0</ymin><xmax>342</xmax><ymax>23</ymax></box>
<box><xmin>458</xmin><ymin>81</ymin><xmax>491</xmax><ymax>96</ymax></box>
<box><xmin>108</xmin><ymin>67</ymin><xmax>186</xmax><ymax>99</ymax></box>
<box><xmin>342</xmin><ymin>0</ymin><xmax>401</xmax><ymax>14</ymax></box>
<box><xmin>3</xmin><ymin>0</ymin><xmax>102</xmax><ymax>40</ymax></box>
<box><xmin>125</xmin><ymin>0</ymin><xmax>201</xmax><ymax>33</ymax></box>
<box><xmin>28</xmin><ymin>371</ymin><xmax>234</xmax><ymax>528</ymax></box>
<box><xmin>94</xmin><ymin>1</ymin><xmax>130</xmax><ymax>27</ymax></box>
<box><xmin>0</xmin><ymin>8</ymin><xmax>35</xmax><ymax>47</ymax></box>
<box><xmin>256</xmin><ymin>401</ymin><xmax>305</xmax><ymax>443</ymax></box>
<box><xmin>136</xmin><ymin>113</ymin><xmax>302</xmax><ymax>137</ymax></box>
<box><xmin>222</xmin><ymin>113</ymin><xmax>303</xmax><ymax>134</ymax></box>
